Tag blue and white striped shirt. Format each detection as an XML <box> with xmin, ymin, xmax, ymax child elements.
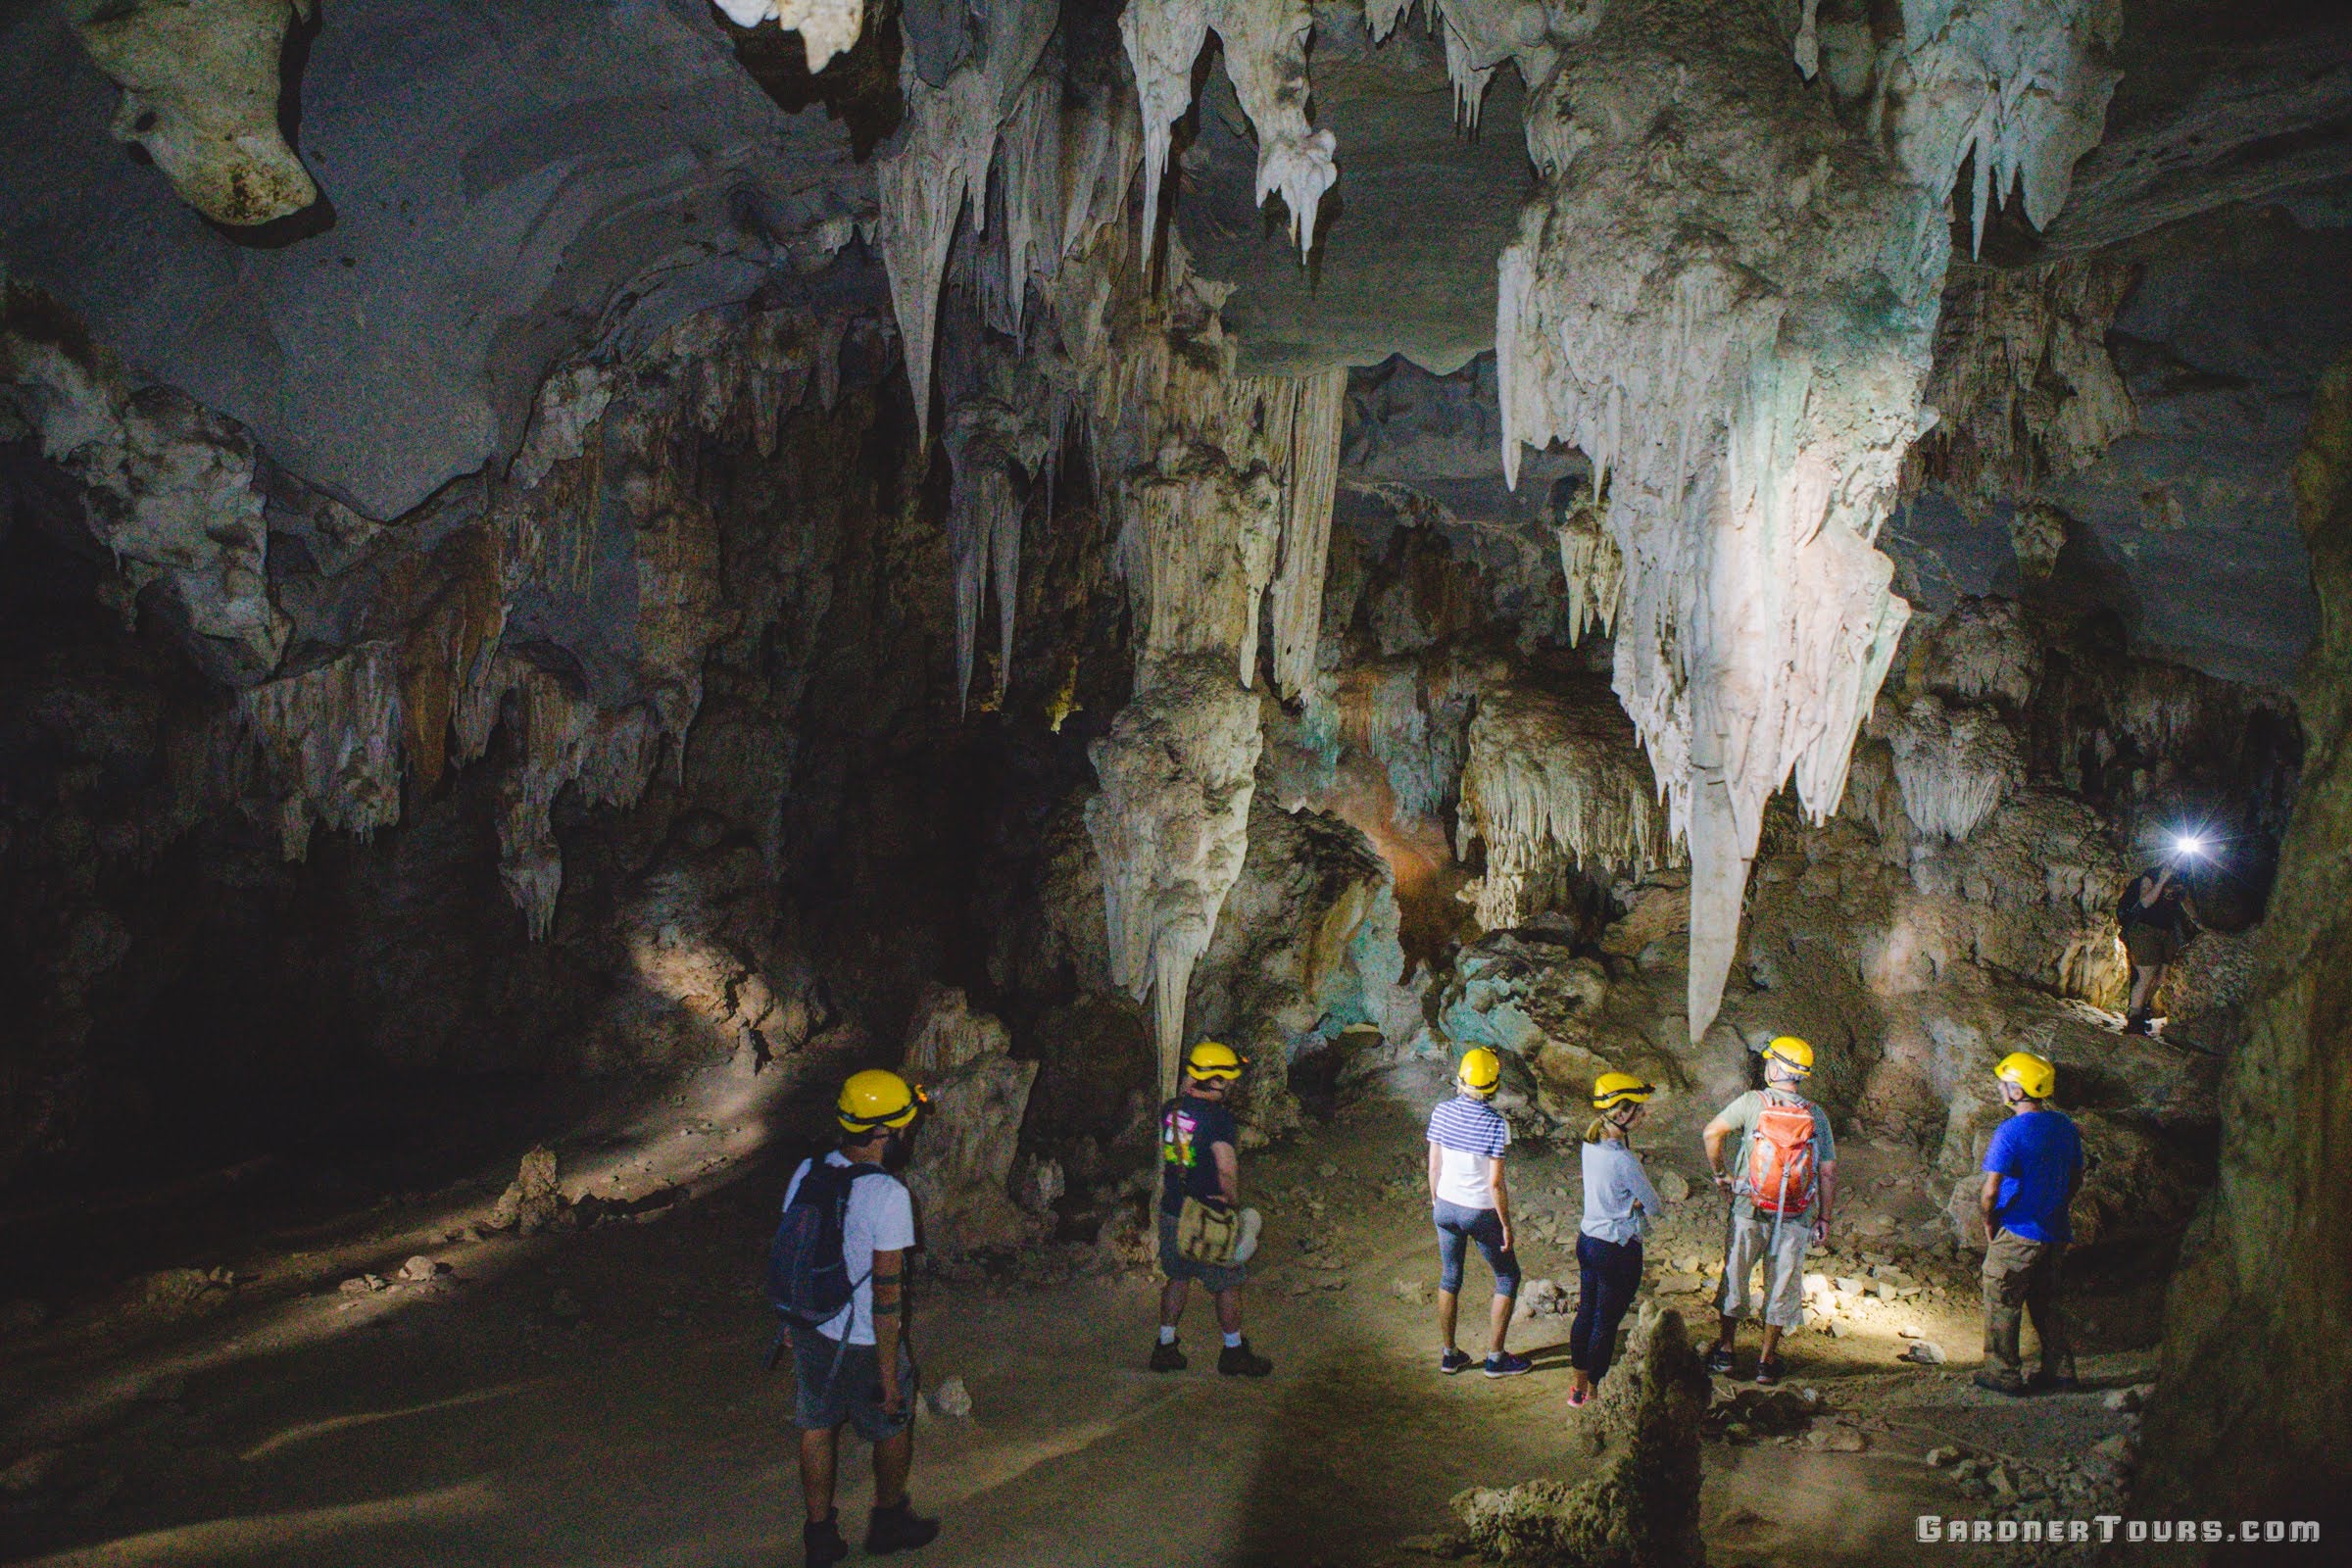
<box><xmin>1427</xmin><ymin>1095</ymin><xmax>1511</xmax><ymax>1209</ymax></box>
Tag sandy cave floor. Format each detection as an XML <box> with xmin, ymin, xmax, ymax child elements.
<box><xmin>0</xmin><ymin>1059</ymin><xmax>2161</xmax><ymax>1568</ymax></box>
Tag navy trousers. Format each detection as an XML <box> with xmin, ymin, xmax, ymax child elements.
<box><xmin>1569</xmin><ymin>1233</ymin><xmax>1644</xmax><ymax>1382</ymax></box>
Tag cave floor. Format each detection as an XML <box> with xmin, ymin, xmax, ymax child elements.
<box><xmin>0</xmin><ymin>1062</ymin><xmax>2156</xmax><ymax>1567</ymax></box>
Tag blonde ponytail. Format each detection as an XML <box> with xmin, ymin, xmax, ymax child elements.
<box><xmin>1583</xmin><ymin>1115</ymin><xmax>1609</xmax><ymax>1145</ymax></box>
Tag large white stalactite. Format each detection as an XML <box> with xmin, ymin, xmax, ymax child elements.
<box><xmin>1123</xmin><ymin>0</ymin><xmax>1339</xmax><ymax>263</ymax></box>
<box><xmin>1480</xmin><ymin>0</ymin><xmax>2110</xmax><ymax>1042</ymax></box>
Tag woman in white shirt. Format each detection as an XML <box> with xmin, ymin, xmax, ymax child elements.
<box><xmin>1570</xmin><ymin>1072</ymin><xmax>1667</xmax><ymax>1406</ymax></box>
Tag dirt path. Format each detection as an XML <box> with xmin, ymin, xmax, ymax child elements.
<box><xmin>0</xmin><ymin>1063</ymin><xmax>2153</xmax><ymax>1567</ymax></box>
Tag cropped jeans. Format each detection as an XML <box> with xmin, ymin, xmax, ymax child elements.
<box><xmin>1433</xmin><ymin>1200</ymin><xmax>1521</xmax><ymax>1298</ymax></box>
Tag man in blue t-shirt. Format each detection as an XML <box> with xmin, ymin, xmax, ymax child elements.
<box><xmin>1975</xmin><ymin>1051</ymin><xmax>2084</xmax><ymax>1396</ymax></box>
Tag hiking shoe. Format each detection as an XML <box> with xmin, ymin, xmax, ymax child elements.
<box><xmin>1753</xmin><ymin>1355</ymin><xmax>1785</xmax><ymax>1387</ymax></box>
<box><xmin>1705</xmin><ymin>1346</ymin><xmax>1737</xmax><ymax>1376</ymax></box>
<box><xmin>2036</xmin><ymin>1372</ymin><xmax>2082</xmax><ymax>1395</ymax></box>
<box><xmin>2122</xmin><ymin>1014</ymin><xmax>2152</xmax><ymax>1037</ymax></box>
<box><xmin>1218</xmin><ymin>1340</ymin><xmax>1274</xmax><ymax>1377</ymax></box>
<box><xmin>1973</xmin><ymin>1368</ymin><xmax>2032</xmax><ymax>1397</ymax></box>
<box><xmin>1150</xmin><ymin>1340</ymin><xmax>1188</xmax><ymax>1373</ymax></box>
<box><xmin>1484</xmin><ymin>1350</ymin><xmax>1534</xmax><ymax>1379</ymax></box>
<box><xmin>803</xmin><ymin>1513</ymin><xmax>849</xmax><ymax>1568</ymax></box>
<box><xmin>865</xmin><ymin>1499</ymin><xmax>940</xmax><ymax>1555</ymax></box>
<box><xmin>1440</xmin><ymin>1348</ymin><xmax>1474</xmax><ymax>1376</ymax></box>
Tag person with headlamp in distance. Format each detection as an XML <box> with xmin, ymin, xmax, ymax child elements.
<box><xmin>2118</xmin><ymin>831</ymin><xmax>2207</xmax><ymax>1036</ymax></box>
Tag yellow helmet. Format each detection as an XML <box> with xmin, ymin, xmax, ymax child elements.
<box><xmin>1592</xmin><ymin>1071</ymin><xmax>1655</xmax><ymax>1111</ymax></box>
<box><xmin>837</xmin><ymin>1068</ymin><xmax>926</xmax><ymax>1134</ymax></box>
<box><xmin>1994</xmin><ymin>1051</ymin><xmax>2056</xmax><ymax>1102</ymax></box>
<box><xmin>1762</xmin><ymin>1036</ymin><xmax>1814</xmax><ymax>1077</ymax></box>
<box><xmin>1456</xmin><ymin>1048</ymin><xmax>1503</xmax><ymax>1097</ymax></box>
<box><xmin>1184</xmin><ymin>1040</ymin><xmax>1247</xmax><ymax>1082</ymax></box>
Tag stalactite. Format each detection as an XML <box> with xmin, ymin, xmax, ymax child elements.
<box><xmin>237</xmin><ymin>641</ymin><xmax>405</xmax><ymax>861</ymax></box>
<box><xmin>1873</xmin><ymin>0</ymin><xmax>2121</xmax><ymax>255</ymax></box>
<box><xmin>494</xmin><ymin>669</ymin><xmax>665</xmax><ymax>941</ymax></box>
<box><xmin>874</xmin><ymin>1</ymin><xmax>1055</xmax><ymax>445</ymax></box>
<box><xmin>1493</xmin><ymin>0</ymin><xmax>1941</xmax><ymax>1042</ymax></box>
<box><xmin>1556</xmin><ymin>485</ymin><xmax>1623</xmax><ymax>648</ymax></box>
<box><xmin>1266</xmin><ymin>368</ymin><xmax>1348</xmax><ymax>701</ymax></box>
<box><xmin>1083</xmin><ymin>656</ymin><xmax>1265</xmax><ymax>1098</ymax></box>
<box><xmin>1878</xmin><ymin>694</ymin><xmax>2023</xmax><ymax>842</ymax></box>
<box><xmin>1909</xmin><ymin>257</ymin><xmax>2136</xmax><ymax>509</ymax></box>
<box><xmin>711</xmin><ymin>0</ymin><xmax>866</xmax><ymax>74</ymax></box>
<box><xmin>1456</xmin><ymin>679</ymin><xmax>1670</xmax><ymax>931</ymax></box>
<box><xmin>1123</xmin><ymin>0</ymin><xmax>1338</xmax><ymax>265</ymax></box>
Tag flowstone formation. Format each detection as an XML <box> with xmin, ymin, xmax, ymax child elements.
<box><xmin>60</xmin><ymin>0</ymin><xmax>319</xmax><ymax>227</ymax></box>
<box><xmin>901</xmin><ymin>986</ymin><xmax>1043</xmax><ymax>1255</ymax></box>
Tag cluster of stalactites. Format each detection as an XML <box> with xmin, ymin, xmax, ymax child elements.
<box><xmin>1123</xmin><ymin>0</ymin><xmax>1339</xmax><ymax>264</ymax></box>
<box><xmin>1490</xmin><ymin>0</ymin><xmax>1941</xmax><ymax>1042</ymax></box>
<box><xmin>1877</xmin><ymin>692</ymin><xmax>2023</xmax><ymax>843</ymax></box>
<box><xmin>219</xmin><ymin>304</ymin><xmax>836</xmax><ymax>933</ymax></box>
<box><xmin>1083</xmin><ymin>655</ymin><xmax>1265</xmax><ymax>1098</ymax></box>
<box><xmin>1556</xmin><ymin>483</ymin><xmax>1623</xmax><ymax>648</ymax></box>
<box><xmin>1455</xmin><ymin>679</ymin><xmax>1671</xmax><ymax>931</ymax></box>
<box><xmin>1871</xmin><ymin>0</ymin><xmax>2122</xmax><ymax>255</ymax></box>
<box><xmin>711</xmin><ymin>0</ymin><xmax>867</xmax><ymax>73</ymax></box>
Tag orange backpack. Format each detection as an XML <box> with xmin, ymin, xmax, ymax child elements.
<box><xmin>1742</xmin><ymin>1098</ymin><xmax>1819</xmax><ymax>1216</ymax></box>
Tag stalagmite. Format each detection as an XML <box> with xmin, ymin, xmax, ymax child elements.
<box><xmin>1084</xmin><ymin>656</ymin><xmax>1264</xmax><ymax>1098</ymax></box>
<box><xmin>1457</xmin><ymin>680</ymin><xmax>1670</xmax><ymax>931</ymax></box>
<box><xmin>1123</xmin><ymin>0</ymin><xmax>1339</xmax><ymax>264</ymax></box>
<box><xmin>710</xmin><ymin>0</ymin><xmax>865</xmax><ymax>73</ymax></box>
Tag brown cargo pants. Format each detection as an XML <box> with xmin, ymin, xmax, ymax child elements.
<box><xmin>1982</xmin><ymin>1228</ymin><xmax>2074</xmax><ymax>1382</ymax></box>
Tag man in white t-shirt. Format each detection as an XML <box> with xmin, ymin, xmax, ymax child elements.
<box><xmin>1425</xmin><ymin>1049</ymin><xmax>1529</xmax><ymax>1378</ymax></box>
<box><xmin>784</xmin><ymin>1070</ymin><xmax>938</xmax><ymax>1567</ymax></box>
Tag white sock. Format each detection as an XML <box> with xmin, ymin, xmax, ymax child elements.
<box><xmin>1158</xmin><ymin>1325</ymin><xmax>1177</xmax><ymax>1346</ymax></box>
<box><xmin>1222</xmin><ymin>1331</ymin><xmax>1244</xmax><ymax>1348</ymax></box>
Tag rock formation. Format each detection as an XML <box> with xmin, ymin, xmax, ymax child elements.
<box><xmin>1449</xmin><ymin>1304</ymin><xmax>1710</xmax><ymax>1566</ymax></box>
<box><xmin>902</xmin><ymin>986</ymin><xmax>1043</xmax><ymax>1255</ymax></box>
<box><xmin>61</xmin><ymin>0</ymin><xmax>320</xmax><ymax>227</ymax></box>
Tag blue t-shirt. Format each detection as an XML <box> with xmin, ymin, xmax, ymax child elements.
<box><xmin>1161</xmin><ymin>1095</ymin><xmax>1239</xmax><ymax>1216</ymax></box>
<box><xmin>1983</xmin><ymin>1109</ymin><xmax>2083</xmax><ymax>1244</ymax></box>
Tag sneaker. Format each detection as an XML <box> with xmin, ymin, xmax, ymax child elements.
<box><xmin>1440</xmin><ymin>1348</ymin><xmax>1474</xmax><ymax>1376</ymax></box>
<box><xmin>1218</xmin><ymin>1339</ymin><xmax>1274</xmax><ymax>1377</ymax></box>
<box><xmin>803</xmin><ymin>1513</ymin><xmax>850</xmax><ymax>1568</ymax></box>
<box><xmin>1753</xmin><ymin>1355</ymin><xmax>1785</xmax><ymax>1387</ymax></box>
<box><xmin>2123</xmin><ymin>1014</ymin><xmax>2151</xmax><ymax>1037</ymax></box>
<box><xmin>2036</xmin><ymin>1372</ymin><xmax>2082</xmax><ymax>1395</ymax></box>
<box><xmin>1705</xmin><ymin>1346</ymin><xmax>1737</xmax><ymax>1376</ymax></box>
<box><xmin>1973</xmin><ymin>1368</ymin><xmax>2032</xmax><ymax>1397</ymax></box>
<box><xmin>865</xmin><ymin>1499</ymin><xmax>941</xmax><ymax>1555</ymax></box>
<box><xmin>1150</xmin><ymin>1339</ymin><xmax>1188</xmax><ymax>1373</ymax></box>
<box><xmin>1484</xmin><ymin>1350</ymin><xmax>1534</xmax><ymax>1379</ymax></box>
<box><xmin>1567</xmin><ymin>1384</ymin><xmax>1591</xmax><ymax>1408</ymax></box>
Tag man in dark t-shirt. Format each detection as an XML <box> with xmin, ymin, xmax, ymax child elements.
<box><xmin>1151</xmin><ymin>1041</ymin><xmax>1272</xmax><ymax>1378</ymax></box>
<box><xmin>2119</xmin><ymin>865</ymin><xmax>2199</xmax><ymax>1035</ymax></box>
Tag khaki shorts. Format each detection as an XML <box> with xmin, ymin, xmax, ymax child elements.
<box><xmin>1716</xmin><ymin>1203</ymin><xmax>1812</xmax><ymax>1330</ymax></box>
<box><xmin>2124</xmin><ymin>924</ymin><xmax>2178</xmax><ymax>968</ymax></box>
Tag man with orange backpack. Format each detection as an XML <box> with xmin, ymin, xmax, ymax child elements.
<box><xmin>1699</xmin><ymin>1037</ymin><xmax>1838</xmax><ymax>1386</ymax></box>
